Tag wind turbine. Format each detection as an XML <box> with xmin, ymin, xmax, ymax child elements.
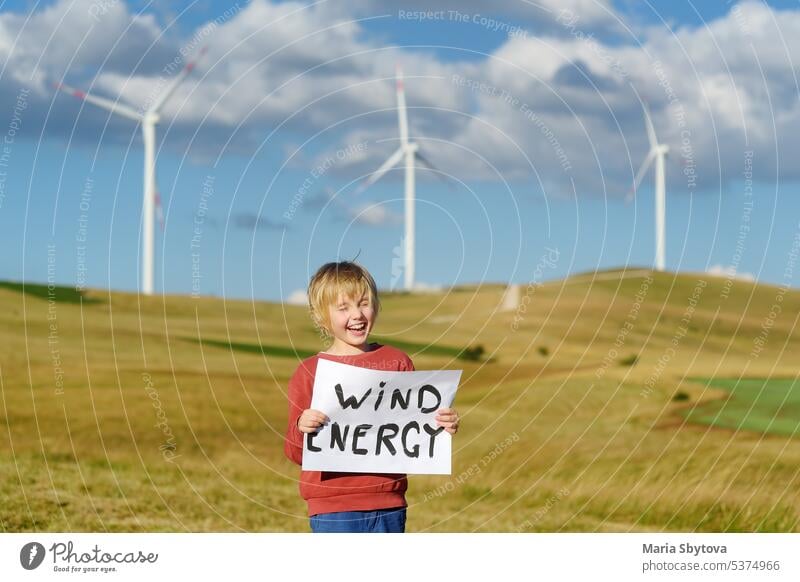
<box><xmin>54</xmin><ymin>47</ymin><xmax>207</xmax><ymax>295</ymax></box>
<box><xmin>628</xmin><ymin>101</ymin><xmax>669</xmax><ymax>272</ymax></box>
<box><xmin>357</xmin><ymin>66</ymin><xmax>444</xmax><ymax>291</ymax></box>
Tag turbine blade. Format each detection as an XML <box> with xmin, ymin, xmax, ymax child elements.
<box><xmin>150</xmin><ymin>46</ymin><xmax>208</xmax><ymax>113</ymax></box>
<box><xmin>355</xmin><ymin>147</ymin><xmax>405</xmax><ymax>194</ymax></box>
<box><xmin>396</xmin><ymin>65</ymin><xmax>409</xmax><ymax>147</ymax></box>
<box><xmin>642</xmin><ymin>101</ymin><xmax>658</xmax><ymax>149</ymax></box>
<box><xmin>53</xmin><ymin>81</ymin><xmax>142</xmax><ymax>122</ymax></box>
<box><xmin>415</xmin><ymin>149</ymin><xmax>454</xmax><ymax>189</ymax></box>
<box><xmin>626</xmin><ymin>149</ymin><xmax>657</xmax><ymax>202</ymax></box>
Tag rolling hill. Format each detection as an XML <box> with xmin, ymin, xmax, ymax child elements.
<box><xmin>0</xmin><ymin>269</ymin><xmax>798</xmax><ymax>532</ymax></box>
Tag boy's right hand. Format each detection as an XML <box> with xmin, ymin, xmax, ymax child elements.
<box><xmin>297</xmin><ymin>409</ymin><xmax>329</xmax><ymax>434</ymax></box>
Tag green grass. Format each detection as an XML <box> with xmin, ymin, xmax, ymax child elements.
<box><xmin>188</xmin><ymin>335</ymin><xmax>488</xmax><ymax>362</ymax></box>
<box><xmin>1</xmin><ymin>270</ymin><xmax>799</xmax><ymax>532</ymax></box>
<box><xmin>370</xmin><ymin>336</ymin><xmax>488</xmax><ymax>361</ymax></box>
<box><xmin>0</xmin><ymin>281</ymin><xmax>102</xmax><ymax>304</ymax></box>
<box><xmin>683</xmin><ymin>377</ymin><xmax>800</xmax><ymax>437</ymax></box>
<box><xmin>185</xmin><ymin>337</ymin><xmax>318</xmax><ymax>359</ymax></box>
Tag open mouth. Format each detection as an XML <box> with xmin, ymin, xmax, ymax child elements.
<box><xmin>347</xmin><ymin>322</ymin><xmax>367</xmax><ymax>334</ymax></box>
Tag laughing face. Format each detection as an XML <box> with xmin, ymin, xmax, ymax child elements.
<box><xmin>326</xmin><ymin>291</ymin><xmax>376</xmax><ymax>354</ymax></box>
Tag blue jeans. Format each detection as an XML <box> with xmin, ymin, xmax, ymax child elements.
<box><xmin>310</xmin><ymin>507</ymin><xmax>406</xmax><ymax>533</ymax></box>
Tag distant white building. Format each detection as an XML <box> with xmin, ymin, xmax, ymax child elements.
<box><xmin>286</xmin><ymin>289</ymin><xmax>308</xmax><ymax>305</ymax></box>
<box><xmin>500</xmin><ymin>283</ymin><xmax>521</xmax><ymax>311</ymax></box>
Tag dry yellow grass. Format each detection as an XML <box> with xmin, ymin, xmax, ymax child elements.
<box><xmin>0</xmin><ymin>269</ymin><xmax>798</xmax><ymax>532</ymax></box>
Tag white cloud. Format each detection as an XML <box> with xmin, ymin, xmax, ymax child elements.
<box><xmin>4</xmin><ymin>0</ymin><xmax>800</xmax><ymax>195</ymax></box>
<box><xmin>0</xmin><ymin>0</ymin><xmax>166</xmax><ymax>91</ymax></box>
<box><xmin>348</xmin><ymin>203</ymin><xmax>402</xmax><ymax>226</ymax></box>
<box><xmin>422</xmin><ymin>0</ymin><xmax>800</xmax><ymax>192</ymax></box>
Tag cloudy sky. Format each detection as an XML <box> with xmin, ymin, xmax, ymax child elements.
<box><xmin>0</xmin><ymin>0</ymin><xmax>798</xmax><ymax>300</ymax></box>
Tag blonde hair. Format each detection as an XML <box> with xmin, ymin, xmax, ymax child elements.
<box><xmin>307</xmin><ymin>261</ymin><xmax>380</xmax><ymax>342</ymax></box>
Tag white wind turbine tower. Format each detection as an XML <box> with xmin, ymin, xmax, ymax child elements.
<box><xmin>628</xmin><ymin>101</ymin><xmax>670</xmax><ymax>272</ymax></box>
<box><xmin>357</xmin><ymin>66</ymin><xmax>444</xmax><ymax>291</ymax></box>
<box><xmin>55</xmin><ymin>47</ymin><xmax>207</xmax><ymax>295</ymax></box>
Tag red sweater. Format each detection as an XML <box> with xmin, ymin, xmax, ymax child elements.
<box><xmin>284</xmin><ymin>343</ymin><xmax>414</xmax><ymax>516</ymax></box>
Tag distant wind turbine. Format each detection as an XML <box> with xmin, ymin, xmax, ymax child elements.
<box><xmin>54</xmin><ymin>47</ymin><xmax>207</xmax><ymax>295</ymax></box>
<box><xmin>628</xmin><ymin>101</ymin><xmax>670</xmax><ymax>272</ymax></box>
<box><xmin>356</xmin><ymin>66</ymin><xmax>445</xmax><ymax>292</ymax></box>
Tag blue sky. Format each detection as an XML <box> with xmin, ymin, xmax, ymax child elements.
<box><xmin>1</xmin><ymin>0</ymin><xmax>799</xmax><ymax>301</ymax></box>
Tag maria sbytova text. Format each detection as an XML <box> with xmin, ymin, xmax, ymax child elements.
<box><xmin>644</xmin><ymin>543</ymin><xmax>728</xmax><ymax>556</ymax></box>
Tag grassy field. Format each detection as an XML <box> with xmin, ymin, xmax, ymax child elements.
<box><xmin>683</xmin><ymin>377</ymin><xmax>800</xmax><ymax>437</ymax></box>
<box><xmin>0</xmin><ymin>269</ymin><xmax>798</xmax><ymax>532</ymax></box>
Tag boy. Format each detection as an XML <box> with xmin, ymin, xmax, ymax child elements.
<box><xmin>284</xmin><ymin>261</ymin><xmax>460</xmax><ymax>533</ymax></box>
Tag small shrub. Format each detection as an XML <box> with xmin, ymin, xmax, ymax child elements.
<box><xmin>619</xmin><ymin>354</ymin><xmax>639</xmax><ymax>366</ymax></box>
<box><xmin>460</xmin><ymin>345</ymin><xmax>485</xmax><ymax>361</ymax></box>
<box><xmin>672</xmin><ymin>390</ymin><xmax>690</xmax><ymax>402</ymax></box>
<box><xmin>537</xmin><ymin>346</ymin><xmax>549</xmax><ymax>357</ymax></box>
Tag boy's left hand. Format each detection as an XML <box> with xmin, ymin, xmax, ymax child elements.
<box><xmin>435</xmin><ymin>408</ymin><xmax>460</xmax><ymax>435</ymax></box>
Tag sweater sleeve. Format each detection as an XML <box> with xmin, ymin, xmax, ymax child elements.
<box><xmin>284</xmin><ymin>362</ymin><xmax>313</xmax><ymax>466</ymax></box>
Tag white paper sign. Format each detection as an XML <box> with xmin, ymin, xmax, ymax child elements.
<box><xmin>302</xmin><ymin>359</ymin><xmax>462</xmax><ymax>475</ymax></box>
